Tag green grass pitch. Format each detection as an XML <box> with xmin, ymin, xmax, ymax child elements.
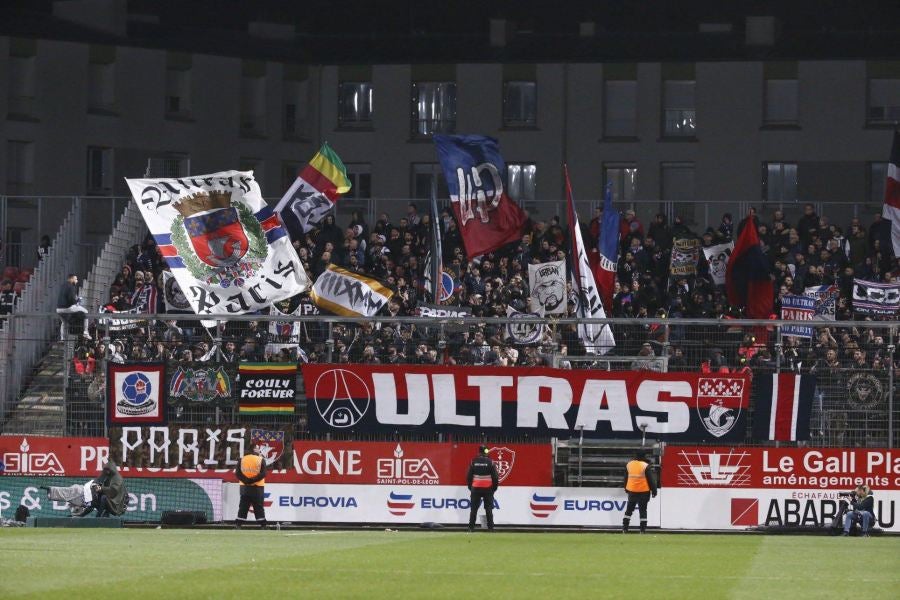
<box><xmin>0</xmin><ymin>529</ymin><xmax>897</xmax><ymax>599</ymax></box>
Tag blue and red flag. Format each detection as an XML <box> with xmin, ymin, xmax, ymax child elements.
<box><xmin>725</xmin><ymin>215</ymin><xmax>774</xmax><ymax>318</ymax></box>
<box><xmin>752</xmin><ymin>373</ymin><xmax>816</xmax><ymax>442</ymax></box>
<box><xmin>594</xmin><ymin>183</ymin><xmax>620</xmax><ymax>312</ymax></box>
<box><xmin>433</xmin><ymin>135</ymin><xmax>527</xmax><ymax>257</ymax></box>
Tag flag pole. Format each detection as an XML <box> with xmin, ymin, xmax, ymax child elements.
<box><xmin>430</xmin><ymin>177</ymin><xmax>442</xmax><ymax>305</ymax></box>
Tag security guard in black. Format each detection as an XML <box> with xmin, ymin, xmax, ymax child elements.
<box><xmin>235</xmin><ymin>445</ymin><xmax>268</xmax><ymax>529</ymax></box>
<box><xmin>466</xmin><ymin>445</ymin><xmax>499</xmax><ymax>530</ymax></box>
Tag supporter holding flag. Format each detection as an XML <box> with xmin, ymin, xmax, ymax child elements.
<box><xmin>593</xmin><ymin>183</ymin><xmax>620</xmax><ymax>312</ymax></box>
<box><xmin>726</xmin><ymin>211</ymin><xmax>774</xmax><ymax>318</ymax></box>
<box><xmin>434</xmin><ymin>135</ymin><xmax>527</xmax><ymax>257</ymax></box>
<box><xmin>275</xmin><ymin>142</ymin><xmax>352</xmax><ymax>242</ymax></box>
<box><xmin>565</xmin><ymin>166</ymin><xmax>615</xmax><ymax>355</ymax></box>
<box><xmin>882</xmin><ymin>130</ymin><xmax>900</xmax><ymax>257</ymax></box>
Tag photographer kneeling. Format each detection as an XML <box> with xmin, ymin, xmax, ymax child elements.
<box><xmin>841</xmin><ymin>485</ymin><xmax>876</xmax><ymax>537</ymax></box>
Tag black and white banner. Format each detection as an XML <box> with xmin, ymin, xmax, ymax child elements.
<box><xmin>852</xmin><ymin>278</ymin><xmax>900</xmax><ymax>316</ymax></box>
<box><xmin>703</xmin><ymin>242</ymin><xmax>733</xmax><ymax>286</ymax></box>
<box><xmin>528</xmin><ymin>260</ymin><xmax>566</xmax><ymax>314</ymax></box>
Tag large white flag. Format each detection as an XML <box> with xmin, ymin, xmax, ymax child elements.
<box><xmin>703</xmin><ymin>242</ymin><xmax>734</xmax><ymax>286</ymax></box>
<box><xmin>528</xmin><ymin>260</ymin><xmax>567</xmax><ymax>314</ymax></box>
<box><xmin>126</xmin><ymin>170</ymin><xmax>309</xmax><ymax>315</ymax></box>
<box><xmin>565</xmin><ymin>168</ymin><xmax>614</xmax><ymax>355</ymax></box>
<box><xmin>311</xmin><ymin>265</ymin><xmax>394</xmax><ymax>317</ymax></box>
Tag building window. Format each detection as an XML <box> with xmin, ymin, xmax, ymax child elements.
<box><xmin>603</xmin><ymin>163</ymin><xmax>637</xmax><ymax>203</ymax></box>
<box><xmin>87</xmin><ymin>46</ymin><xmax>116</xmax><ymax>114</ymax></box>
<box><xmin>869</xmin><ymin>162</ymin><xmax>888</xmax><ymax>205</ymax></box>
<box><xmin>411</xmin><ymin>82</ymin><xmax>456</xmax><ymax>137</ymax></box>
<box><xmin>241</xmin><ymin>72</ymin><xmax>267</xmax><ymax>137</ymax></box>
<box><xmin>867</xmin><ymin>78</ymin><xmax>900</xmax><ymax>125</ymax></box>
<box><xmin>763</xmin><ymin>162</ymin><xmax>798</xmax><ymax>202</ymax></box>
<box><xmin>345</xmin><ymin>164</ymin><xmax>372</xmax><ymax>199</ymax></box>
<box><xmin>8</xmin><ymin>53</ymin><xmax>36</xmax><ymax>119</ymax></box>
<box><xmin>338</xmin><ymin>82</ymin><xmax>374</xmax><ymax>127</ymax></box>
<box><xmin>502</xmin><ymin>81</ymin><xmax>537</xmax><ymax>127</ymax></box>
<box><xmin>662</xmin><ymin>162</ymin><xmax>695</xmax><ymax>201</ymax></box>
<box><xmin>146</xmin><ymin>154</ymin><xmax>190</xmax><ymax>178</ymax></box>
<box><xmin>506</xmin><ymin>163</ymin><xmax>536</xmax><ymax>202</ymax></box>
<box><xmin>6</xmin><ymin>140</ymin><xmax>34</xmax><ymax>195</ymax></box>
<box><xmin>283</xmin><ymin>79</ymin><xmax>308</xmax><ymax>138</ymax></box>
<box><xmin>662</xmin><ymin>80</ymin><xmax>696</xmax><ymax>137</ymax></box>
<box><xmin>604</xmin><ymin>80</ymin><xmax>637</xmax><ymax>137</ymax></box>
<box><xmin>165</xmin><ymin>69</ymin><xmax>191</xmax><ymax>117</ymax></box>
<box><xmin>86</xmin><ymin>147</ymin><xmax>113</xmax><ymax>195</ymax></box>
<box><xmin>412</xmin><ymin>163</ymin><xmax>450</xmax><ymax>200</ymax></box>
<box><xmin>764</xmin><ymin>79</ymin><xmax>799</xmax><ymax>125</ymax></box>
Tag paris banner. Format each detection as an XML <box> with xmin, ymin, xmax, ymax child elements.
<box><xmin>126</xmin><ymin>170</ymin><xmax>309</xmax><ymax>315</ymax></box>
<box><xmin>302</xmin><ymin>364</ymin><xmax>750</xmax><ymax>441</ymax></box>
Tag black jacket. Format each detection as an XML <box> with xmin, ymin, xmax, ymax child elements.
<box><xmin>621</xmin><ymin>460</ymin><xmax>658</xmax><ymax>494</ymax></box>
<box><xmin>235</xmin><ymin>454</ymin><xmax>267</xmax><ymax>485</ymax></box>
<box><xmin>57</xmin><ymin>281</ymin><xmax>78</xmax><ymax>309</ymax></box>
<box><xmin>466</xmin><ymin>455</ymin><xmax>499</xmax><ymax>492</ymax></box>
<box><xmin>853</xmin><ymin>493</ymin><xmax>875</xmax><ymax>515</ymax></box>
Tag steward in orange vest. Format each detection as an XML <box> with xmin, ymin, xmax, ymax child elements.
<box><xmin>622</xmin><ymin>451</ymin><xmax>657</xmax><ymax>533</ymax></box>
<box><xmin>235</xmin><ymin>444</ymin><xmax>268</xmax><ymax>529</ymax></box>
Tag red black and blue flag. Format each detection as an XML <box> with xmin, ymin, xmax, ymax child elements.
<box><xmin>725</xmin><ymin>215</ymin><xmax>774</xmax><ymax>318</ymax></box>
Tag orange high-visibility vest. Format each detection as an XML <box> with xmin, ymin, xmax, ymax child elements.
<box><xmin>240</xmin><ymin>454</ymin><xmax>265</xmax><ymax>487</ymax></box>
<box><xmin>625</xmin><ymin>459</ymin><xmax>650</xmax><ymax>493</ymax></box>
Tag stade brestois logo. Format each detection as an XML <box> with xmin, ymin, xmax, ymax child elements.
<box><xmin>672</xmin><ymin>448</ymin><xmax>752</xmax><ymax>487</ymax></box>
<box><xmin>487</xmin><ymin>447</ymin><xmax>516</xmax><ymax>483</ymax></box>
<box><xmin>530</xmin><ymin>493</ymin><xmax>558</xmax><ymax>518</ymax></box>
<box><xmin>313</xmin><ymin>368</ymin><xmax>371</xmax><ymax>428</ymax></box>
<box><xmin>695</xmin><ymin>377</ymin><xmax>745</xmax><ymax>438</ymax></box>
<box><xmin>387</xmin><ymin>491</ymin><xmax>415</xmax><ymax>516</ymax></box>
<box><xmin>170</xmin><ymin>190</ymin><xmax>267</xmax><ymax>287</ymax></box>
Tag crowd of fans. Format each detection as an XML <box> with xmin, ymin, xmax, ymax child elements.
<box><xmin>49</xmin><ymin>200</ymin><xmax>898</xmax><ymax>444</ymax></box>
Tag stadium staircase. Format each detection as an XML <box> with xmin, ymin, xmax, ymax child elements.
<box><xmin>554</xmin><ymin>438</ymin><xmax>660</xmax><ymax>486</ymax></box>
<box><xmin>0</xmin><ymin>199</ymin><xmax>90</xmax><ymax>432</ymax></box>
<box><xmin>81</xmin><ymin>200</ymin><xmax>147</xmax><ymax>312</ymax></box>
<box><xmin>1</xmin><ymin>342</ymin><xmax>67</xmax><ymax>435</ymax></box>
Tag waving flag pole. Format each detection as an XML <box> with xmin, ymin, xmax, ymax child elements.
<box><xmin>430</xmin><ymin>177</ymin><xmax>443</xmax><ymax>305</ymax></box>
<box><xmin>595</xmin><ymin>182</ymin><xmax>620</xmax><ymax>312</ymax></box>
<box><xmin>883</xmin><ymin>130</ymin><xmax>900</xmax><ymax>258</ymax></box>
<box><xmin>565</xmin><ymin>166</ymin><xmax>615</xmax><ymax>355</ymax></box>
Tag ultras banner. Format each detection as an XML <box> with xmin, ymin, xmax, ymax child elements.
<box><xmin>302</xmin><ymin>364</ymin><xmax>750</xmax><ymax>441</ymax></box>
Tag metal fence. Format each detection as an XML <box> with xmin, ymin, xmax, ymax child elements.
<box><xmin>0</xmin><ymin>313</ymin><xmax>894</xmax><ymax>448</ymax></box>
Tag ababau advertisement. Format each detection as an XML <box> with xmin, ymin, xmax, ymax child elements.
<box><xmin>302</xmin><ymin>364</ymin><xmax>750</xmax><ymax>441</ymax></box>
<box><xmin>660</xmin><ymin>446</ymin><xmax>900</xmax><ymax>531</ymax></box>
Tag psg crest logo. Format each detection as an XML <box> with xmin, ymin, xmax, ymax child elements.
<box><xmin>118</xmin><ymin>372</ymin><xmax>156</xmax><ymax>416</ymax></box>
<box><xmin>312</xmin><ymin>368</ymin><xmax>371</xmax><ymax>428</ymax></box>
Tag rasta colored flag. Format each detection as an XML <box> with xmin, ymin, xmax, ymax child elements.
<box><xmin>237</xmin><ymin>363</ymin><xmax>297</xmax><ymax>415</ymax></box>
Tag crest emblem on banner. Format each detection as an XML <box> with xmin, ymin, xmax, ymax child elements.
<box><xmin>488</xmin><ymin>446</ymin><xmax>516</xmax><ymax>483</ymax></box>
<box><xmin>250</xmin><ymin>429</ymin><xmax>285</xmax><ymax>466</ymax></box>
<box><xmin>312</xmin><ymin>368</ymin><xmax>372</xmax><ymax>428</ymax></box>
<box><xmin>695</xmin><ymin>377</ymin><xmax>744</xmax><ymax>438</ymax></box>
<box><xmin>170</xmin><ymin>367</ymin><xmax>231</xmax><ymax>403</ymax></box>
<box><xmin>171</xmin><ymin>191</ymin><xmax>267</xmax><ymax>286</ymax></box>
